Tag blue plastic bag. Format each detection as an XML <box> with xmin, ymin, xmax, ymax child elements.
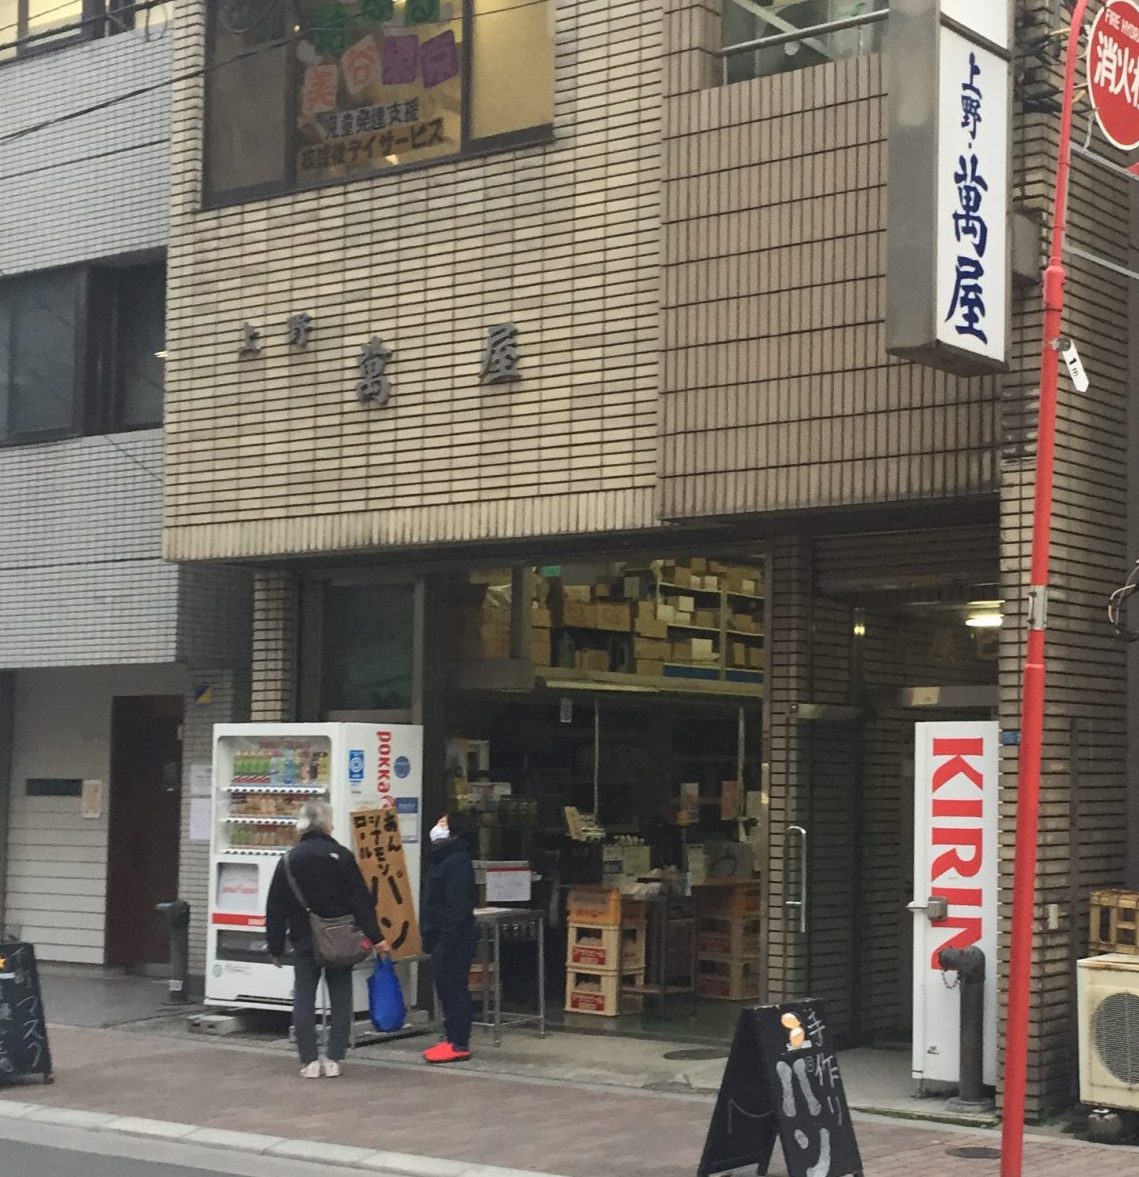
<box><xmin>368</xmin><ymin>955</ymin><xmax>406</xmax><ymax>1033</ymax></box>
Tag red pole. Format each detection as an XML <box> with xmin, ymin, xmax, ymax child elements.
<box><xmin>1000</xmin><ymin>3</ymin><xmax>1089</xmax><ymax>1175</ymax></box>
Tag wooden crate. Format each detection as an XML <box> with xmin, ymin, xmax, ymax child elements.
<box><xmin>696</xmin><ymin>881</ymin><xmax>762</xmax><ymax>918</ymax></box>
<box><xmin>568</xmin><ymin>923</ymin><xmax>646</xmax><ymax>971</ymax></box>
<box><xmin>696</xmin><ymin>915</ymin><xmax>761</xmax><ymax>961</ymax></box>
<box><xmin>564</xmin><ymin>967</ymin><xmax>645</xmax><ymax>1017</ymax></box>
<box><xmin>696</xmin><ymin>957</ymin><xmax>760</xmax><ymax>1001</ymax></box>
<box><xmin>1090</xmin><ymin>889</ymin><xmax>1139</xmax><ymax>953</ymax></box>
<box><xmin>567</xmin><ymin>886</ymin><xmax>647</xmax><ymax>928</ymax></box>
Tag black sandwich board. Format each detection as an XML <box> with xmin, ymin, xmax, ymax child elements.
<box><xmin>0</xmin><ymin>943</ymin><xmax>52</xmax><ymax>1083</ymax></box>
<box><xmin>698</xmin><ymin>1001</ymin><xmax>861</xmax><ymax>1177</ymax></box>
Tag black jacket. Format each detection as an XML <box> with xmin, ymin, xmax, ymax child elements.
<box><xmin>265</xmin><ymin>830</ymin><xmax>383</xmax><ymax>958</ymax></box>
<box><xmin>420</xmin><ymin>837</ymin><xmax>477</xmax><ymax>955</ymax></box>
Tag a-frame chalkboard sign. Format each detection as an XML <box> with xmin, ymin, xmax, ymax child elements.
<box><xmin>698</xmin><ymin>1001</ymin><xmax>861</xmax><ymax>1177</ymax></box>
<box><xmin>0</xmin><ymin>943</ymin><xmax>52</xmax><ymax>1084</ymax></box>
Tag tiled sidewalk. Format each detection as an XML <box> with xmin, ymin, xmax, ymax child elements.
<box><xmin>0</xmin><ymin>1025</ymin><xmax>1133</xmax><ymax>1177</ymax></box>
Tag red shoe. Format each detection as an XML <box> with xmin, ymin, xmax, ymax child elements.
<box><xmin>423</xmin><ymin>1041</ymin><xmax>472</xmax><ymax>1064</ymax></box>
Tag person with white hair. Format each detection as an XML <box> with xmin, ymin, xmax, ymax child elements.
<box><xmin>266</xmin><ymin>800</ymin><xmax>388</xmax><ymax>1078</ymax></box>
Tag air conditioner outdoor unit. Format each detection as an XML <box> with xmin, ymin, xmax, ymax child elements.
<box><xmin>1078</xmin><ymin>954</ymin><xmax>1139</xmax><ymax>1109</ymax></box>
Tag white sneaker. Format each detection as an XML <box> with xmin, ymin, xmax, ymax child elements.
<box><xmin>299</xmin><ymin>1061</ymin><xmax>322</xmax><ymax>1079</ymax></box>
<box><xmin>321</xmin><ymin>1058</ymin><xmax>341</xmax><ymax>1078</ymax></box>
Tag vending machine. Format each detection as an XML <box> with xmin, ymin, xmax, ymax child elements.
<box><xmin>205</xmin><ymin>722</ymin><xmax>424</xmax><ymax>1011</ymax></box>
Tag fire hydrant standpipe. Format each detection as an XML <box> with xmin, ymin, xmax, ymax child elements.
<box><xmin>938</xmin><ymin>945</ymin><xmax>989</xmax><ymax>1108</ymax></box>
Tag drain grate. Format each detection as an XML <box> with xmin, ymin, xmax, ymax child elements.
<box><xmin>662</xmin><ymin>1047</ymin><xmax>730</xmax><ymax>1061</ymax></box>
<box><xmin>947</xmin><ymin>1146</ymin><xmax>1001</xmax><ymax>1160</ymax></box>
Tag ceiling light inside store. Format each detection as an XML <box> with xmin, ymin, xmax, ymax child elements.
<box><xmin>966</xmin><ymin>611</ymin><xmax>1003</xmax><ymax>629</ymax></box>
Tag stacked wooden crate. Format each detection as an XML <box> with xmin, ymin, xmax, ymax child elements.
<box><xmin>1090</xmin><ymin>889</ymin><xmax>1139</xmax><ymax>954</ymax></box>
<box><xmin>695</xmin><ymin>882</ymin><xmax>762</xmax><ymax>1000</ymax></box>
<box><xmin>564</xmin><ymin>887</ymin><xmax>647</xmax><ymax>1016</ymax></box>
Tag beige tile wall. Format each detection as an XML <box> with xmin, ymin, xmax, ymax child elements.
<box><xmin>658</xmin><ymin>10</ymin><xmax>1001</xmax><ymax>519</ymax></box>
<box><xmin>163</xmin><ymin>1</ymin><xmax>662</xmax><ymax>562</ymax></box>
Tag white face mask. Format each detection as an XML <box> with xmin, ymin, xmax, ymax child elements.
<box><xmin>429</xmin><ymin>822</ymin><xmax>449</xmax><ymax>844</ymax></box>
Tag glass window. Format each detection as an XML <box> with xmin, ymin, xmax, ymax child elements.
<box><xmin>0</xmin><ymin>269</ymin><xmax>81</xmax><ymax>443</ymax></box>
<box><xmin>205</xmin><ymin>0</ymin><xmax>554</xmax><ymax>204</ymax></box>
<box><xmin>321</xmin><ymin>583</ymin><xmax>415</xmax><ymax>714</ymax></box>
<box><xmin>0</xmin><ymin>1</ymin><xmax>107</xmax><ymax>61</ymax></box>
<box><xmin>470</xmin><ymin>0</ymin><xmax>554</xmax><ymax>141</ymax></box>
<box><xmin>112</xmin><ymin>263</ymin><xmax>166</xmax><ymax>429</ymax></box>
<box><xmin>294</xmin><ymin>0</ymin><xmax>463</xmax><ymax>188</ymax></box>
<box><xmin>722</xmin><ymin>0</ymin><xmax>887</xmax><ymax>85</ymax></box>
<box><xmin>205</xmin><ymin>0</ymin><xmax>288</xmax><ymax>195</ymax></box>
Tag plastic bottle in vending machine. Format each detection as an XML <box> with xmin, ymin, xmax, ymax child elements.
<box><xmin>283</xmin><ymin>747</ymin><xmax>297</xmax><ymax>786</ymax></box>
<box><xmin>269</xmin><ymin>750</ymin><xmax>283</xmax><ymax>786</ymax></box>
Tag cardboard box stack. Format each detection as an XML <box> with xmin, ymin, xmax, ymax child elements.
<box><xmin>695</xmin><ymin>881</ymin><xmax>762</xmax><ymax>1000</ymax></box>
<box><xmin>450</xmin><ymin>582</ymin><xmax>512</xmax><ymax>661</ymax></box>
<box><xmin>564</xmin><ymin>886</ymin><xmax>647</xmax><ymax>1016</ymax></box>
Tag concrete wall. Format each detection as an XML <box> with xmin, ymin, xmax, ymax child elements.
<box><xmin>6</xmin><ymin>663</ymin><xmax>188</xmax><ymax>964</ymax></box>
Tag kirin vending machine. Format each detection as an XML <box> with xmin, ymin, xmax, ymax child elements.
<box><xmin>205</xmin><ymin>723</ymin><xmax>424</xmax><ymax>1011</ymax></box>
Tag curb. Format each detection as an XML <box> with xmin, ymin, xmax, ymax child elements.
<box><xmin>0</xmin><ymin>1099</ymin><xmax>573</xmax><ymax>1177</ymax></box>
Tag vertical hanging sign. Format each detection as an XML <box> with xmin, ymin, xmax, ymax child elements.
<box><xmin>886</xmin><ymin>1</ymin><xmax>1012</xmax><ymax>375</ymax></box>
<box><xmin>911</xmin><ymin>722</ymin><xmax>999</xmax><ymax>1087</ymax></box>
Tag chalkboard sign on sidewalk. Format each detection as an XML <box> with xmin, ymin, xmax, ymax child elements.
<box><xmin>0</xmin><ymin>943</ymin><xmax>52</xmax><ymax>1083</ymax></box>
<box><xmin>699</xmin><ymin>1001</ymin><xmax>861</xmax><ymax>1177</ymax></box>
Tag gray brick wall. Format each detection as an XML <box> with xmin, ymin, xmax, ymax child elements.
<box><xmin>0</xmin><ymin>20</ymin><xmax>170</xmax><ymax>276</ymax></box>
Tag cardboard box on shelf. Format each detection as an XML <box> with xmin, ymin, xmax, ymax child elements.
<box><xmin>731</xmin><ymin>641</ymin><xmax>748</xmax><ymax>666</ymax></box>
<box><xmin>562</xmin><ymin>584</ymin><xmax>592</xmax><ymax>603</ymax></box>
<box><xmin>637</xmin><ymin>658</ymin><xmax>665</xmax><ymax>677</ymax></box>
<box><xmin>703</xmin><ymin>575</ymin><xmax>721</xmax><ymax>592</ymax></box>
<box><xmin>656</xmin><ymin>603</ymin><xmax>676</xmax><ymax>623</ymax></box>
<box><xmin>732</xmin><ymin>615</ymin><xmax>754</xmax><ymax>633</ymax></box>
<box><xmin>673</xmin><ymin>568</ymin><xmax>693</xmax><ymax>588</ymax></box>
<box><xmin>671</xmin><ymin>638</ymin><xmax>717</xmax><ymax>663</ymax></box>
<box><xmin>532</xmin><ymin>606</ymin><xmax>552</xmax><ymax>629</ymax></box>
<box><xmin>634</xmin><ymin>637</ymin><xmax>668</xmax><ymax>660</ymax></box>
<box><xmin>553</xmin><ymin>600</ymin><xmax>598</xmax><ymax>629</ymax></box>
<box><xmin>530</xmin><ymin>637</ymin><xmax>552</xmax><ymax>667</ymax></box>
<box><xmin>636</xmin><ymin>618</ymin><xmax>669</xmax><ymax>640</ymax></box>
<box><xmin>689</xmin><ymin>558</ymin><xmax>707</xmax><ymax>574</ymax></box>
<box><xmin>622</xmin><ymin>576</ymin><xmax>643</xmax><ymax>599</ymax></box>
<box><xmin>741</xmin><ymin>578</ymin><xmax>759</xmax><ymax>596</ymax></box>
<box><xmin>576</xmin><ymin>649</ymin><xmax>611</xmax><ymax>673</ymax></box>
<box><xmin>675</xmin><ymin>595</ymin><xmax>696</xmax><ymax>614</ymax></box>
<box><xmin>748</xmin><ymin>646</ymin><xmax>765</xmax><ymax>669</ymax></box>
<box><xmin>694</xmin><ymin>609</ymin><xmax>718</xmax><ymax>629</ymax></box>
<box><xmin>596</xmin><ymin>602</ymin><xmax>633</xmax><ymax>632</ymax></box>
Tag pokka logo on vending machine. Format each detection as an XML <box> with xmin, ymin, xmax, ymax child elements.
<box><xmin>376</xmin><ymin>729</ymin><xmax>392</xmax><ymax>795</ymax></box>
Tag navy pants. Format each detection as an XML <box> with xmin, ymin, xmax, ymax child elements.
<box><xmin>293</xmin><ymin>954</ymin><xmax>353</xmax><ymax>1065</ymax></box>
<box><xmin>433</xmin><ymin>928</ymin><xmax>477</xmax><ymax>1051</ymax></box>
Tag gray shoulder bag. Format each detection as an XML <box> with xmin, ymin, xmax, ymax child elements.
<box><xmin>283</xmin><ymin>851</ymin><xmax>372</xmax><ymax>969</ymax></box>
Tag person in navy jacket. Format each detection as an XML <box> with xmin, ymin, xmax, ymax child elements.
<box><xmin>420</xmin><ymin>810</ymin><xmax>478</xmax><ymax>1063</ymax></box>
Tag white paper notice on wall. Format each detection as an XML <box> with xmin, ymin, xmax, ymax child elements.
<box><xmin>189</xmin><ymin>765</ymin><xmax>212</xmax><ymax>797</ymax></box>
<box><xmin>81</xmin><ymin>780</ymin><xmax>103</xmax><ymax>820</ymax></box>
<box><xmin>485</xmin><ymin>866</ymin><xmax>532</xmax><ymax>903</ymax></box>
<box><xmin>189</xmin><ymin>796</ymin><xmax>212</xmax><ymax>842</ymax></box>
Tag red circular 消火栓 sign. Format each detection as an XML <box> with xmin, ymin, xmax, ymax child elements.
<box><xmin>1088</xmin><ymin>0</ymin><xmax>1139</xmax><ymax>150</ymax></box>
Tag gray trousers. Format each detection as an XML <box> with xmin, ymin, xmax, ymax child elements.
<box><xmin>293</xmin><ymin>954</ymin><xmax>353</xmax><ymax>1064</ymax></box>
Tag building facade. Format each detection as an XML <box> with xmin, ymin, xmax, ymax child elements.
<box><xmin>0</xmin><ymin>2</ymin><xmax>250</xmax><ymax>977</ymax></box>
<box><xmin>162</xmin><ymin>0</ymin><xmax>1132</xmax><ymax>1113</ymax></box>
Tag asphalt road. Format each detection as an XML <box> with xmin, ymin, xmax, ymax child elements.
<box><xmin>0</xmin><ymin>1140</ymin><xmax>234</xmax><ymax>1176</ymax></box>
